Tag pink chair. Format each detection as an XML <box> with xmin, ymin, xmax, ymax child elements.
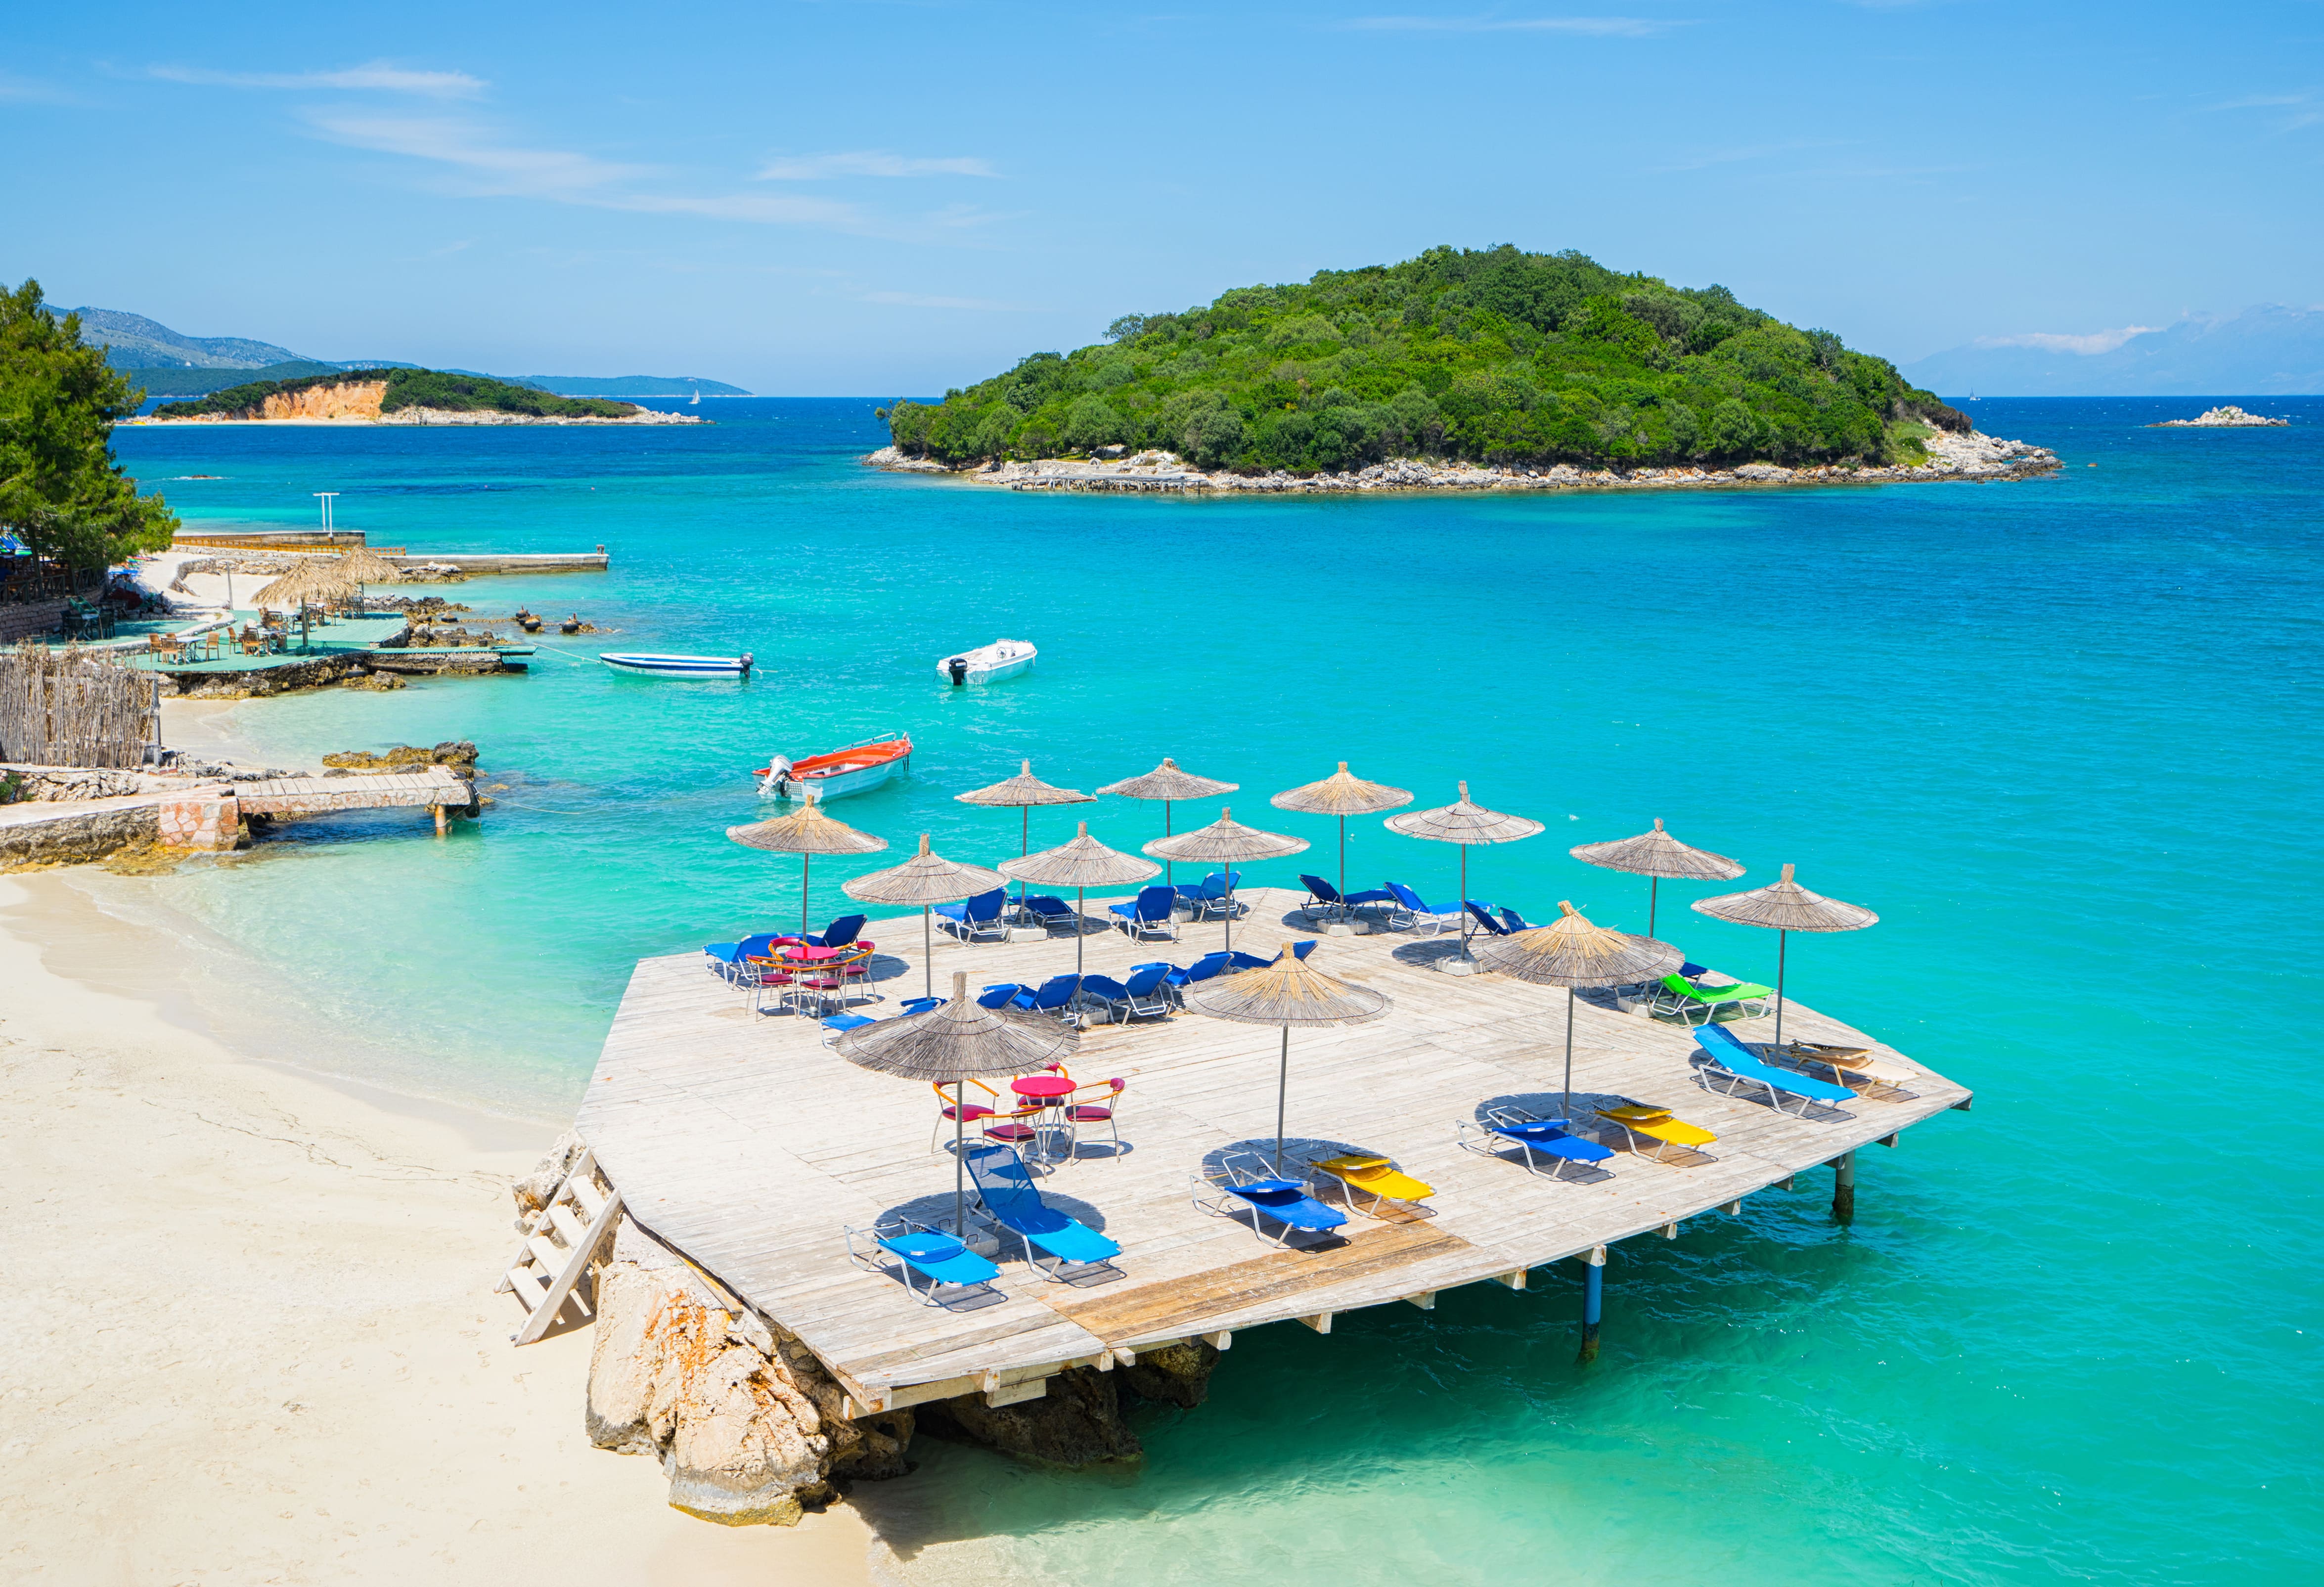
<box><xmin>1064</xmin><ymin>1078</ymin><xmax>1127</xmax><ymax>1155</ymax></box>
<box><xmin>930</xmin><ymin>1080</ymin><xmax>999</xmax><ymax>1150</ymax></box>
<box><xmin>981</xmin><ymin>1102</ymin><xmax>1045</xmax><ymax>1150</ymax></box>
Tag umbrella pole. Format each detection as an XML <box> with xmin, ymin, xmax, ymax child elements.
<box><xmin>1164</xmin><ymin>799</ymin><xmax>1172</xmax><ymax>888</ymax></box>
<box><xmin>923</xmin><ymin>905</ymin><xmax>933</xmax><ymax>1000</ymax></box>
<box><xmin>954</xmin><ymin>1081</ymin><xmax>967</xmax><ymax>1237</ymax></box>
<box><xmin>1275</xmin><ymin>1026</ymin><xmax>1289</xmax><ymax>1174</ymax></box>
<box><xmin>1223</xmin><ymin>874</ymin><xmax>1234</xmax><ymax>954</ymax></box>
<box><xmin>801</xmin><ymin>854</ymin><xmax>811</xmax><ymax>938</ymax></box>
<box><xmin>1774</xmin><ymin>928</ymin><xmax>1788</xmax><ymax>1049</ymax></box>
<box><xmin>1074</xmin><ymin>885</ymin><xmax>1087</xmax><ymax>1016</ymax></box>
<box><xmin>1018</xmin><ymin>807</ymin><xmax>1028</xmax><ymax>919</ymax></box>
<box><xmin>1338</xmin><ymin>814</ymin><xmax>1348</xmax><ymax>920</ymax></box>
<box><xmin>1459</xmin><ymin>845</ymin><xmax>1470</xmax><ymax>962</ymax></box>
<box><xmin>1563</xmin><ymin>986</ymin><xmax>1576</xmax><ymax>1119</ymax></box>
<box><xmin>1648</xmin><ymin>876</ymin><xmax>1658</xmax><ymax>940</ymax></box>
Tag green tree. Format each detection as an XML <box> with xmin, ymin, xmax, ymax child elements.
<box><xmin>0</xmin><ymin>279</ymin><xmax>178</xmax><ymax>569</ymax></box>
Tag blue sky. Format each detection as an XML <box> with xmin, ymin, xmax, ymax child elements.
<box><xmin>4</xmin><ymin>2</ymin><xmax>2320</xmax><ymax>393</ymax></box>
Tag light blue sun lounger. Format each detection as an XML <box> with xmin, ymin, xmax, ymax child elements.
<box><xmin>845</xmin><ymin>1219</ymin><xmax>1003</xmax><ymax>1307</ymax></box>
<box><xmin>964</xmin><ymin>1143</ymin><xmax>1122</xmax><ymax>1278</ymax></box>
<box><xmin>1192</xmin><ymin>1162</ymin><xmax>1348</xmax><ymax>1246</ymax></box>
<box><xmin>1695</xmin><ymin>1024</ymin><xmax>1855</xmax><ymax>1115</ymax></box>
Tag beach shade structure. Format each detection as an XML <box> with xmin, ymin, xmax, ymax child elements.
<box><xmin>726</xmin><ymin>790</ymin><xmax>890</xmax><ymax>938</ymax></box>
<box><xmin>1477</xmin><ymin>901</ymin><xmax>1684</xmax><ymax>1117</ymax></box>
<box><xmin>1384</xmin><ymin>782</ymin><xmax>1545</xmax><ymax>969</ymax></box>
<box><xmin>1143</xmin><ymin>807</ymin><xmax>1310</xmax><ymax>954</ymax></box>
<box><xmin>842</xmin><ymin>834</ymin><xmax>1009</xmax><ymax>1000</ymax></box>
<box><xmin>1691</xmin><ymin>864</ymin><xmax>1877</xmax><ymax>1049</ymax></box>
<box><xmin>997</xmin><ymin>821</ymin><xmax>1159</xmax><ymax>1010</ymax></box>
<box><xmin>251</xmin><ymin>558</ymin><xmax>358</xmax><ymax>653</ymax></box>
<box><xmin>836</xmin><ymin>971</ymin><xmax>1080</xmax><ymax>1239</ymax></box>
<box><xmin>329</xmin><ymin>547</ymin><xmax>406</xmax><ymax>609</ymax></box>
<box><xmin>1270</xmin><ymin>762</ymin><xmax>1413</xmax><ymax>917</ymax></box>
<box><xmin>956</xmin><ymin>760</ymin><xmax>1096</xmax><ymax>919</ymax></box>
<box><xmin>1569</xmin><ymin>818</ymin><xmax>1745</xmax><ymax>939</ymax></box>
<box><xmin>1186</xmin><ymin>943</ymin><xmax>1391</xmax><ymax>1174</ymax></box>
<box><xmin>1097</xmin><ymin>757</ymin><xmax>1238</xmax><ymax>886</ymax></box>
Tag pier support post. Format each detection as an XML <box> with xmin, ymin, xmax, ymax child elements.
<box><xmin>431</xmin><ymin>803</ymin><xmax>447</xmax><ymax>836</ymax></box>
<box><xmin>1832</xmin><ymin>1151</ymin><xmax>1856</xmax><ymax>1226</ymax></box>
<box><xmin>1576</xmin><ymin>1245</ymin><xmax>1606</xmax><ymax>1365</ymax></box>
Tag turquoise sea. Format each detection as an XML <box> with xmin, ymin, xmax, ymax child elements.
<box><xmin>112</xmin><ymin>399</ymin><xmax>2321</xmax><ymax>1585</ymax></box>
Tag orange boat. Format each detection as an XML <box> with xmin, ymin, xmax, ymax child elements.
<box><xmin>755</xmin><ymin>734</ymin><xmax>912</xmax><ymax>800</ymax></box>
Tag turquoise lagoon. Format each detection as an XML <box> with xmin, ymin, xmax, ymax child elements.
<box><xmin>113</xmin><ymin>399</ymin><xmax>2322</xmax><ymax>1584</ymax></box>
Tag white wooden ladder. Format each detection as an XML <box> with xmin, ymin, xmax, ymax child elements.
<box><xmin>498</xmin><ymin>1146</ymin><xmax>624</xmax><ymax>1345</ymax></box>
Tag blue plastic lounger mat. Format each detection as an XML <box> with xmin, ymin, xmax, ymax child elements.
<box><xmin>1226</xmin><ymin>1177</ymin><xmax>1347</xmax><ymax>1232</ymax></box>
<box><xmin>1491</xmin><ymin>1120</ymin><xmax>1615</xmax><ymax>1165</ymax></box>
<box><xmin>1697</xmin><ymin>1024</ymin><xmax>1854</xmax><ymax>1102</ymax></box>
<box><xmin>965</xmin><ymin>1144</ymin><xmax>1123</xmax><ymax>1265</ymax></box>
<box><xmin>879</xmin><ymin>1231</ymin><xmax>1000</xmax><ymax>1286</ymax></box>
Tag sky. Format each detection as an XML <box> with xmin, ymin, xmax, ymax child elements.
<box><xmin>4</xmin><ymin>1</ymin><xmax>2321</xmax><ymax>394</ymax></box>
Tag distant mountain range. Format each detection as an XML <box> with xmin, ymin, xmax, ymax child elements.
<box><xmin>1904</xmin><ymin>305</ymin><xmax>2324</xmax><ymax>397</ymax></box>
<box><xmin>67</xmin><ymin>307</ymin><xmax>750</xmax><ymax>399</ymax></box>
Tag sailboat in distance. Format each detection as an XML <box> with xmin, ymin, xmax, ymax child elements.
<box><xmin>690</xmin><ymin>386</ymin><xmax>700</xmax><ymax>406</ymax></box>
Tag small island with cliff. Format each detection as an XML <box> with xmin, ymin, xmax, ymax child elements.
<box><xmin>148</xmin><ymin>366</ymin><xmax>703</xmax><ymax>426</ymax></box>
<box><xmin>870</xmin><ymin>244</ymin><xmax>2059</xmax><ymax>494</ymax></box>
<box><xmin>2148</xmin><ymin>405</ymin><xmax>2288</xmax><ymax>428</ymax></box>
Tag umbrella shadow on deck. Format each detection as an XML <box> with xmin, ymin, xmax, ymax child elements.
<box><xmin>1683</xmin><ymin>1052</ymin><xmax>1857</xmax><ymax>1122</ymax></box>
<box><xmin>854</xmin><ymin>1190</ymin><xmax>1013</xmax><ymax>1311</ymax></box>
<box><xmin>1391</xmin><ymin>937</ymin><xmax>1476</xmax><ymax>970</ymax></box>
<box><xmin>1191</xmin><ymin>1139</ymin><xmax>1361</xmax><ymax>1252</ymax></box>
<box><xmin>1485</xmin><ymin>1089</ymin><xmax>1719</xmax><ymax>1168</ymax></box>
<box><xmin>1468</xmin><ymin>1094</ymin><xmax>1620</xmax><ymax>1184</ymax></box>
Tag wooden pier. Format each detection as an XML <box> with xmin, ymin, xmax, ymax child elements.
<box><xmin>575</xmin><ymin>887</ymin><xmax>1970</xmax><ymax>1415</ymax></box>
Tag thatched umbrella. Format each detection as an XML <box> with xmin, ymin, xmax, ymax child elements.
<box><xmin>1476</xmin><ymin>901</ymin><xmax>1683</xmax><ymax>1118</ymax></box>
<box><xmin>843</xmin><ymin>834</ymin><xmax>1008</xmax><ymax>1000</ymax></box>
<box><xmin>1186</xmin><ymin>943</ymin><xmax>1390</xmax><ymax>1173</ymax></box>
<box><xmin>1098</xmin><ymin>757</ymin><xmax>1237</xmax><ymax>886</ymax></box>
<box><xmin>1270</xmin><ymin>762</ymin><xmax>1412</xmax><ymax>917</ymax></box>
<box><xmin>996</xmin><ymin>821</ymin><xmax>1158</xmax><ymax>1010</ymax></box>
<box><xmin>836</xmin><ymin>971</ymin><xmax>1080</xmax><ymax>1238</ymax></box>
<box><xmin>1384</xmin><ymin>781</ymin><xmax>1545</xmax><ymax>965</ymax></box>
<box><xmin>1143</xmin><ymin>807</ymin><xmax>1309</xmax><ymax>954</ymax></box>
<box><xmin>1570</xmin><ymin>818</ymin><xmax>1744</xmax><ymax>939</ymax></box>
<box><xmin>1691</xmin><ymin>864</ymin><xmax>1877</xmax><ymax>1049</ymax></box>
<box><xmin>331</xmin><ymin>547</ymin><xmax>405</xmax><ymax>609</ymax></box>
<box><xmin>251</xmin><ymin>558</ymin><xmax>357</xmax><ymax>652</ymax></box>
<box><xmin>957</xmin><ymin>759</ymin><xmax>1095</xmax><ymax>920</ymax></box>
<box><xmin>726</xmin><ymin>791</ymin><xmax>890</xmax><ymax>938</ymax></box>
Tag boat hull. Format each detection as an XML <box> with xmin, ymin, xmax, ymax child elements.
<box><xmin>938</xmin><ymin>639</ymin><xmax>1037</xmax><ymax>684</ymax></box>
<box><xmin>756</xmin><ymin>735</ymin><xmax>913</xmax><ymax>800</ymax></box>
<box><xmin>600</xmin><ymin>652</ymin><xmax>752</xmax><ymax>677</ymax></box>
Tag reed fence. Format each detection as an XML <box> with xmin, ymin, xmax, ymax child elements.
<box><xmin>0</xmin><ymin>642</ymin><xmax>160</xmax><ymax>768</ymax></box>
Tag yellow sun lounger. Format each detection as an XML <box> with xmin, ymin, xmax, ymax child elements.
<box><xmin>1595</xmin><ymin>1104</ymin><xmax>1718</xmax><ymax>1162</ymax></box>
<box><xmin>1313</xmin><ymin>1153</ymin><xmax>1435</xmax><ymax>1211</ymax></box>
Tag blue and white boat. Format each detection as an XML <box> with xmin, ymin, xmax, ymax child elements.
<box><xmin>598</xmin><ymin>651</ymin><xmax>753</xmax><ymax>677</ymax></box>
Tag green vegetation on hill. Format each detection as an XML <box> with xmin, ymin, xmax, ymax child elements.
<box><xmin>152</xmin><ymin>367</ymin><xmax>638</xmax><ymax>420</ymax></box>
<box><xmin>884</xmin><ymin>245</ymin><xmax>1967</xmax><ymax>473</ymax></box>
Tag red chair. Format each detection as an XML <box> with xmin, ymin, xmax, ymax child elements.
<box><xmin>981</xmin><ymin>1102</ymin><xmax>1046</xmax><ymax>1150</ymax></box>
<box><xmin>930</xmin><ymin>1080</ymin><xmax>999</xmax><ymax>1151</ymax></box>
<box><xmin>1064</xmin><ymin>1078</ymin><xmax>1127</xmax><ymax>1154</ymax></box>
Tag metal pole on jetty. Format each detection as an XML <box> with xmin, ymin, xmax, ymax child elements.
<box><xmin>1832</xmin><ymin>1150</ymin><xmax>1856</xmax><ymax>1225</ymax></box>
<box><xmin>1577</xmin><ymin>1246</ymin><xmax>1607</xmax><ymax>1364</ymax></box>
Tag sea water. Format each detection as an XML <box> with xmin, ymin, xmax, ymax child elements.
<box><xmin>110</xmin><ymin>399</ymin><xmax>2323</xmax><ymax>1584</ymax></box>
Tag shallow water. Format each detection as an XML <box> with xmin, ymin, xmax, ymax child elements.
<box><xmin>112</xmin><ymin>398</ymin><xmax>2324</xmax><ymax>1584</ymax></box>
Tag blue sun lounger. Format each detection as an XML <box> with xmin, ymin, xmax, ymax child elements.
<box><xmin>1108</xmin><ymin>884</ymin><xmax>1180</xmax><ymax>941</ymax></box>
<box><xmin>1457</xmin><ymin>1109</ymin><xmax>1618</xmax><ymax>1181</ymax></box>
<box><xmin>846</xmin><ymin>1218</ymin><xmax>1004</xmax><ymax>1307</ymax></box>
<box><xmin>1192</xmin><ymin>1162</ymin><xmax>1348</xmax><ymax>1246</ymax></box>
<box><xmin>1694</xmin><ymin>1023</ymin><xmax>1855</xmax><ymax>1115</ymax></box>
<box><xmin>936</xmin><ymin>887</ymin><xmax>1008</xmax><ymax>941</ymax></box>
<box><xmin>963</xmin><ymin>1143</ymin><xmax>1122</xmax><ymax>1278</ymax></box>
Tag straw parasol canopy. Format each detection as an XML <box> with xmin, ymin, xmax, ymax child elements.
<box><xmin>1143</xmin><ymin>807</ymin><xmax>1309</xmax><ymax>953</ymax></box>
<box><xmin>835</xmin><ymin>970</ymin><xmax>1080</xmax><ymax>1236</ymax></box>
<box><xmin>1186</xmin><ymin>943</ymin><xmax>1391</xmax><ymax>1172</ymax></box>
<box><xmin>997</xmin><ymin>821</ymin><xmax>1159</xmax><ymax>1006</ymax></box>
<box><xmin>1691</xmin><ymin>864</ymin><xmax>1877</xmax><ymax>1048</ymax></box>
<box><xmin>957</xmin><ymin>759</ymin><xmax>1096</xmax><ymax>915</ymax></box>
<box><xmin>1477</xmin><ymin>900</ymin><xmax>1684</xmax><ymax>1117</ymax></box>
<box><xmin>1384</xmin><ymin>781</ymin><xmax>1545</xmax><ymax>964</ymax></box>
<box><xmin>1570</xmin><ymin>818</ymin><xmax>1743</xmax><ymax>938</ymax></box>
<box><xmin>250</xmin><ymin>557</ymin><xmax>359</xmax><ymax>653</ymax></box>
<box><xmin>1098</xmin><ymin>758</ymin><xmax>1238</xmax><ymax>885</ymax></box>
<box><xmin>1270</xmin><ymin>761</ymin><xmax>1413</xmax><ymax>917</ymax></box>
<box><xmin>842</xmin><ymin>834</ymin><xmax>1008</xmax><ymax>999</ymax></box>
<box><xmin>726</xmin><ymin>792</ymin><xmax>890</xmax><ymax>937</ymax></box>
<box><xmin>329</xmin><ymin>547</ymin><xmax>405</xmax><ymax>608</ymax></box>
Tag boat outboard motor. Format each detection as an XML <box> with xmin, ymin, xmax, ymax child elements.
<box><xmin>739</xmin><ymin>652</ymin><xmax>754</xmax><ymax>676</ymax></box>
<box><xmin>946</xmin><ymin>656</ymin><xmax>969</xmax><ymax>685</ymax></box>
<box><xmin>757</xmin><ymin>754</ymin><xmax>792</xmax><ymax>797</ymax></box>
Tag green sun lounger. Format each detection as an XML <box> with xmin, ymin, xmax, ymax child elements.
<box><xmin>1652</xmin><ymin>971</ymin><xmax>1773</xmax><ymax>1024</ymax></box>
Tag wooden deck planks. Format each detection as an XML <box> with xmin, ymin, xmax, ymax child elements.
<box><xmin>576</xmin><ymin>889</ymin><xmax>1971</xmax><ymax>1402</ymax></box>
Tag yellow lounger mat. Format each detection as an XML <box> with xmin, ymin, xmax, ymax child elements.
<box><xmin>1597</xmin><ymin>1108</ymin><xmax>1717</xmax><ymax>1147</ymax></box>
<box><xmin>1314</xmin><ymin>1154</ymin><xmax>1435</xmax><ymax>1202</ymax></box>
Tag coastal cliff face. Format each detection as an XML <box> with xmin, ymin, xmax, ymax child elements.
<box><xmin>162</xmin><ymin>380</ymin><xmax>388</xmax><ymax>422</ymax></box>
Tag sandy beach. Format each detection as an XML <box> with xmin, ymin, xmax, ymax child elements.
<box><xmin>0</xmin><ymin>867</ymin><xmax>876</xmax><ymax>1585</ymax></box>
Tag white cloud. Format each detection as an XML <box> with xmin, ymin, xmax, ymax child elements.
<box><xmin>1975</xmin><ymin>326</ymin><xmax>2159</xmax><ymax>356</ymax></box>
<box><xmin>149</xmin><ymin>61</ymin><xmax>488</xmax><ymax>98</ymax></box>
<box><xmin>309</xmin><ymin>113</ymin><xmax>865</xmax><ymax>228</ymax></box>
<box><xmin>1345</xmin><ymin>15</ymin><xmax>1684</xmax><ymax>36</ymax></box>
<box><xmin>758</xmin><ymin>150</ymin><xmax>997</xmax><ymax>180</ymax></box>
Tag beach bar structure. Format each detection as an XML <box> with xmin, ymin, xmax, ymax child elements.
<box><xmin>564</xmin><ymin>887</ymin><xmax>1969</xmax><ymax>1415</ymax></box>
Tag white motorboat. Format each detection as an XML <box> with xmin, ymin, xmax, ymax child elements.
<box><xmin>938</xmin><ymin>638</ymin><xmax>1036</xmax><ymax>685</ymax></box>
<box><xmin>756</xmin><ymin>735</ymin><xmax>913</xmax><ymax>799</ymax></box>
<box><xmin>600</xmin><ymin>652</ymin><xmax>753</xmax><ymax>677</ymax></box>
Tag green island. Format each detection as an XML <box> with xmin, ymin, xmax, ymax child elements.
<box><xmin>154</xmin><ymin>367</ymin><xmax>640</xmax><ymax>421</ymax></box>
<box><xmin>884</xmin><ymin>244</ymin><xmax>1968</xmax><ymax>474</ymax></box>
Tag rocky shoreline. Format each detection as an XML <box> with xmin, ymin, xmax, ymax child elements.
<box><xmin>865</xmin><ymin>426</ymin><xmax>2058</xmax><ymax>495</ymax></box>
<box><xmin>2148</xmin><ymin>405</ymin><xmax>2288</xmax><ymax>428</ymax></box>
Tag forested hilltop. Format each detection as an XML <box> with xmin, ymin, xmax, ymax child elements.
<box><xmin>884</xmin><ymin>246</ymin><xmax>1967</xmax><ymax>474</ymax></box>
<box><xmin>155</xmin><ymin>367</ymin><xmax>637</xmax><ymax>420</ymax></box>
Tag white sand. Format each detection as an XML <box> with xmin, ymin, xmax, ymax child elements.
<box><xmin>0</xmin><ymin>871</ymin><xmax>877</xmax><ymax>1585</ymax></box>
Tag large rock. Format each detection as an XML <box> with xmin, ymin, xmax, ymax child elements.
<box><xmin>510</xmin><ymin>1132</ymin><xmax>585</xmax><ymax>1220</ymax></box>
<box><xmin>583</xmin><ymin>1243</ymin><xmax>913</xmax><ymax>1526</ymax></box>
<box><xmin>917</xmin><ymin>1366</ymin><xmax>1142</xmax><ymax>1467</ymax></box>
<box><xmin>1122</xmin><ymin>1339</ymin><xmax>1221</xmax><ymax>1410</ymax></box>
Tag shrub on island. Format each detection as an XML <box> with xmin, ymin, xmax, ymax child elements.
<box><xmin>154</xmin><ymin>368</ymin><xmax>639</xmax><ymax>421</ymax></box>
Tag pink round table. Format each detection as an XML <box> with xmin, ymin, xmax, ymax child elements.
<box><xmin>1010</xmin><ymin>1074</ymin><xmax>1077</xmax><ymax>1160</ymax></box>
